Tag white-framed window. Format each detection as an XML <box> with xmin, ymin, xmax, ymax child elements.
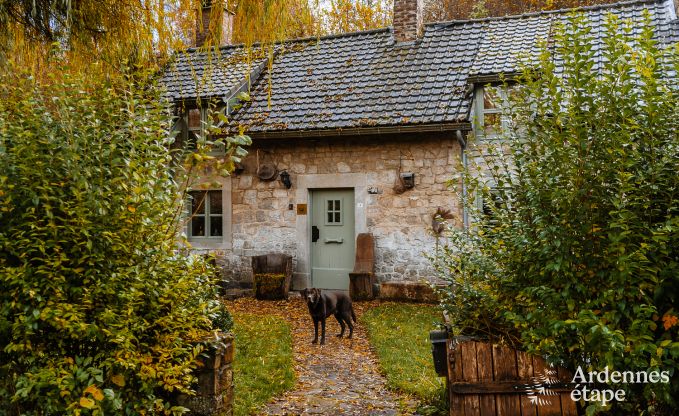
<box><xmin>473</xmin><ymin>84</ymin><xmax>517</xmax><ymax>140</ymax></box>
<box><xmin>184</xmin><ymin>177</ymin><xmax>232</xmax><ymax>249</ymax></box>
<box><xmin>324</xmin><ymin>198</ymin><xmax>343</xmax><ymax>226</ymax></box>
<box><xmin>188</xmin><ymin>190</ymin><xmax>223</xmax><ymax>239</ymax></box>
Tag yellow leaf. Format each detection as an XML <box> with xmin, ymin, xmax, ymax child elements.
<box><xmin>79</xmin><ymin>397</ymin><xmax>95</xmax><ymax>409</ymax></box>
<box><xmin>111</xmin><ymin>374</ymin><xmax>125</xmax><ymax>387</ymax></box>
<box><xmin>84</xmin><ymin>385</ymin><xmax>104</xmax><ymax>401</ymax></box>
<box><xmin>127</xmin><ymin>205</ymin><xmax>136</xmax><ymax>213</ymax></box>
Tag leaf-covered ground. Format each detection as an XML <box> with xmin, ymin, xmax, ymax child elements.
<box><xmin>226</xmin><ymin>297</ymin><xmax>422</xmax><ymax>415</ymax></box>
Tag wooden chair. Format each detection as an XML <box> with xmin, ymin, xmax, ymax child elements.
<box><xmin>349</xmin><ymin>233</ymin><xmax>376</xmax><ymax>300</ymax></box>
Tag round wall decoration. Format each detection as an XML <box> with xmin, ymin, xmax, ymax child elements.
<box><xmin>257</xmin><ymin>163</ymin><xmax>278</xmax><ymax>181</ymax></box>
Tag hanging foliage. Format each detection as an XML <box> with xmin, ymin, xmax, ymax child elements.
<box><xmin>230</xmin><ymin>0</ymin><xmax>317</xmax><ymax>46</ymax></box>
<box><xmin>423</xmin><ymin>0</ymin><xmax>622</xmax><ymax>22</ymax></box>
<box><xmin>0</xmin><ymin>0</ymin><xmax>212</xmax><ymax>77</ymax></box>
<box><xmin>320</xmin><ymin>0</ymin><xmax>392</xmax><ymax>34</ymax></box>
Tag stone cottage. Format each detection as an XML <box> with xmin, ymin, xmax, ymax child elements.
<box><xmin>160</xmin><ymin>0</ymin><xmax>679</xmax><ymax>292</ymax></box>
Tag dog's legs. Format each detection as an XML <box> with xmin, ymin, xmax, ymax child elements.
<box><xmin>346</xmin><ymin>314</ymin><xmax>354</xmax><ymax>339</ymax></box>
<box><xmin>320</xmin><ymin>319</ymin><xmax>326</xmax><ymax>345</ymax></box>
<box><xmin>335</xmin><ymin>314</ymin><xmax>345</xmax><ymax>337</ymax></box>
<box><xmin>312</xmin><ymin>319</ymin><xmax>319</xmax><ymax>344</ymax></box>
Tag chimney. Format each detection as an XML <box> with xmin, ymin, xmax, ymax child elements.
<box><xmin>195</xmin><ymin>0</ymin><xmax>234</xmax><ymax>48</ymax></box>
<box><xmin>393</xmin><ymin>0</ymin><xmax>424</xmax><ymax>42</ymax></box>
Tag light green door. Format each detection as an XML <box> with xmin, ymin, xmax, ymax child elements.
<box><xmin>311</xmin><ymin>189</ymin><xmax>355</xmax><ymax>290</ymax></box>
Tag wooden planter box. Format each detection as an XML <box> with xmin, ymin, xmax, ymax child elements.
<box><xmin>446</xmin><ymin>337</ymin><xmax>578</xmax><ymax>416</ymax></box>
<box><xmin>251</xmin><ymin>254</ymin><xmax>293</xmax><ymax>300</ymax></box>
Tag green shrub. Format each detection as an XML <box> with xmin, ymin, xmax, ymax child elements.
<box><xmin>0</xmin><ymin>69</ymin><xmax>240</xmax><ymax>415</ymax></box>
<box><xmin>438</xmin><ymin>13</ymin><xmax>678</xmax><ymax>414</ymax></box>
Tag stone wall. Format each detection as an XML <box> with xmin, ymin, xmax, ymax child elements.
<box><xmin>209</xmin><ymin>132</ymin><xmax>463</xmax><ymax>287</ymax></box>
<box><xmin>178</xmin><ymin>333</ymin><xmax>234</xmax><ymax>416</ymax></box>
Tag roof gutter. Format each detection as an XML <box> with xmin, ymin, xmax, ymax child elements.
<box><xmin>247</xmin><ymin>122</ymin><xmax>472</xmax><ymax>140</ymax></box>
<box><xmin>466</xmin><ymin>72</ymin><xmax>522</xmax><ymax>85</ymax></box>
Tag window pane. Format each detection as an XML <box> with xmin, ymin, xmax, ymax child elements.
<box><xmin>209</xmin><ymin>190</ymin><xmax>222</xmax><ymax>214</ymax></box>
<box><xmin>187</xmin><ymin>130</ymin><xmax>199</xmax><ymax>150</ymax></box>
<box><xmin>484</xmin><ymin>113</ymin><xmax>501</xmax><ymax>136</ymax></box>
<box><xmin>335</xmin><ymin>212</ymin><xmax>341</xmax><ymax>222</ymax></box>
<box><xmin>188</xmin><ymin>108</ymin><xmax>201</xmax><ymax>129</ymax></box>
<box><xmin>211</xmin><ymin>108</ymin><xmax>224</xmax><ymax>125</ymax></box>
<box><xmin>327</xmin><ymin>212</ymin><xmax>333</xmax><ymax>223</ymax></box>
<box><xmin>210</xmin><ymin>216</ymin><xmax>223</xmax><ymax>237</ymax></box>
<box><xmin>505</xmin><ymin>86</ymin><xmax>519</xmax><ymax>103</ymax></box>
<box><xmin>190</xmin><ymin>191</ymin><xmax>205</xmax><ymax>214</ymax></box>
<box><xmin>334</xmin><ymin>200</ymin><xmax>340</xmax><ymax>210</ymax></box>
<box><xmin>327</xmin><ymin>200</ymin><xmax>333</xmax><ymax>211</ymax></box>
<box><xmin>483</xmin><ymin>86</ymin><xmax>502</xmax><ymax>110</ymax></box>
<box><xmin>191</xmin><ymin>216</ymin><xmax>205</xmax><ymax>237</ymax></box>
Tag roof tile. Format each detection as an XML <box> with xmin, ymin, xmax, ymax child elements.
<box><xmin>160</xmin><ymin>0</ymin><xmax>677</xmax><ymax>133</ymax></box>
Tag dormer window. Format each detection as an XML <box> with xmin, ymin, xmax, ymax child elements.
<box><xmin>186</xmin><ymin>108</ymin><xmax>203</xmax><ymax>147</ymax></box>
<box><xmin>172</xmin><ymin>105</ymin><xmax>226</xmax><ymax>154</ymax></box>
<box><xmin>474</xmin><ymin>84</ymin><xmax>516</xmax><ymax>139</ymax></box>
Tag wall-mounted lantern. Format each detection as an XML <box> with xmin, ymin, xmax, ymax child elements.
<box><xmin>400</xmin><ymin>172</ymin><xmax>415</xmax><ymax>189</ymax></box>
<box><xmin>280</xmin><ymin>170</ymin><xmax>292</xmax><ymax>189</ymax></box>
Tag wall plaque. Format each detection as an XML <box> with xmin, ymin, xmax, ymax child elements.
<box><xmin>296</xmin><ymin>204</ymin><xmax>308</xmax><ymax>215</ymax></box>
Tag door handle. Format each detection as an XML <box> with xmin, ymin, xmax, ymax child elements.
<box><xmin>324</xmin><ymin>238</ymin><xmax>343</xmax><ymax>244</ymax></box>
<box><xmin>312</xmin><ymin>226</ymin><xmax>320</xmax><ymax>242</ymax></box>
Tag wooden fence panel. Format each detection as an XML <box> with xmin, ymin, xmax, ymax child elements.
<box><xmin>533</xmin><ymin>355</ymin><xmax>564</xmax><ymax>416</ymax></box>
<box><xmin>477</xmin><ymin>342</ymin><xmax>497</xmax><ymax>416</ymax></box>
<box><xmin>493</xmin><ymin>344</ymin><xmax>521</xmax><ymax>416</ymax></box>
<box><xmin>558</xmin><ymin>367</ymin><xmax>578</xmax><ymax>416</ymax></box>
<box><xmin>462</xmin><ymin>342</ymin><xmax>481</xmax><ymax>415</ymax></box>
<box><xmin>449</xmin><ymin>338</ymin><xmax>465</xmax><ymax>416</ymax></box>
<box><xmin>517</xmin><ymin>351</ymin><xmax>537</xmax><ymax>416</ymax></box>
<box><xmin>447</xmin><ymin>338</ymin><xmax>577</xmax><ymax>416</ymax></box>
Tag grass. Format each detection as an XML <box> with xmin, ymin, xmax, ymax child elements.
<box><xmin>232</xmin><ymin>313</ymin><xmax>295</xmax><ymax>416</ymax></box>
<box><xmin>362</xmin><ymin>303</ymin><xmax>447</xmax><ymax>413</ymax></box>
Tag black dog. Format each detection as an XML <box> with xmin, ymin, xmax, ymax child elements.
<box><xmin>301</xmin><ymin>288</ymin><xmax>356</xmax><ymax>345</ymax></box>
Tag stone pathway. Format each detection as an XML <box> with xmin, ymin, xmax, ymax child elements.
<box><xmin>227</xmin><ymin>297</ymin><xmax>418</xmax><ymax>416</ymax></box>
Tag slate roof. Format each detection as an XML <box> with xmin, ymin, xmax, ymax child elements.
<box><xmin>159</xmin><ymin>47</ymin><xmax>270</xmax><ymax>101</ymax></box>
<box><xmin>160</xmin><ymin>0</ymin><xmax>678</xmax><ymax>134</ymax></box>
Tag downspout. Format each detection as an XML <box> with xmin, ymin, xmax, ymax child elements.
<box><xmin>456</xmin><ymin>130</ymin><xmax>470</xmax><ymax>229</ymax></box>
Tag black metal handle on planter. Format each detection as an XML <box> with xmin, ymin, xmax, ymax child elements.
<box><xmin>312</xmin><ymin>226</ymin><xmax>319</xmax><ymax>242</ymax></box>
<box><xmin>430</xmin><ymin>330</ymin><xmax>449</xmax><ymax>377</ymax></box>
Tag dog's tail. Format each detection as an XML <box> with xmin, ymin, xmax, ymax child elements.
<box><xmin>351</xmin><ymin>306</ymin><xmax>357</xmax><ymax>323</ymax></box>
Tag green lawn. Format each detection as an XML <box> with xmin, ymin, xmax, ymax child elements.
<box><xmin>362</xmin><ymin>303</ymin><xmax>447</xmax><ymax>413</ymax></box>
<box><xmin>232</xmin><ymin>313</ymin><xmax>295</xmax><ymax>416</ymax></box>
